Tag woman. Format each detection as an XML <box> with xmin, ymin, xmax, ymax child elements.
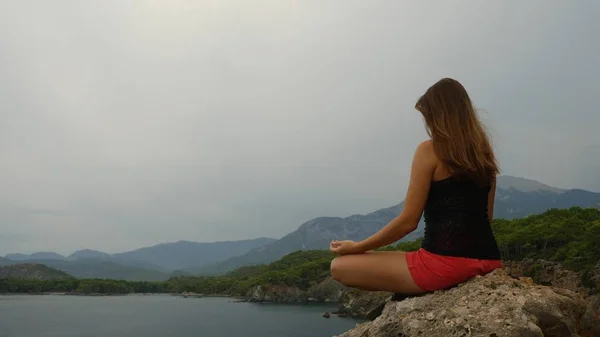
<box><xmin>330</xmin><ymin>78</ymin><xmax>502</xmax><ymax>295</ymax></box>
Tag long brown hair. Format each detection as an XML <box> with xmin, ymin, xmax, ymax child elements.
<box><xmin>415</xmin><ymin>78</ymin><xmax>499</xmax><ymax>185</ymax></box>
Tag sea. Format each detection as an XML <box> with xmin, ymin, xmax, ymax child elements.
<box><xmin>0</xmin><ymin>295</ymin><xmax>363</xmax><ymax>337</ymax></box>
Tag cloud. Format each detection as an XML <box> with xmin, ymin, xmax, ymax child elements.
<box><xmin>0</xmin><ymin>1</ymin><xmax>598</xmax><ymax>254</ymax></box>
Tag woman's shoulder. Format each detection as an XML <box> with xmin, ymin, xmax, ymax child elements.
<box><xmin>412</xmin><ymin>140</ymin><xmax>440</xmax><ymax>174</ymax></box>
<box><xmin>415</xmin><ymin>139</ymin><xmax>434</xmax><ymax>153</ymax></box>
<box><xmin>415</xmin><ymin>139</ymin><xmax>438</xmax><ymax>161</ymax></box>
<box><xmin>415</xmin><ymin>139</ymin><xmax>452</xmax><ymax>180</ymax></box>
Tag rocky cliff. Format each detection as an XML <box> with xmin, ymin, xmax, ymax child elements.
<box><xmin>245</xmin><ymin>277</ymin><xmax>346</xmax><ymax>303</ymax></box>
<box><xmin>336</xmin><ymin>269</ymin><xmax>600</xmax><ymax>337</ymax></box>
<box><xmin>334</xmin><ymin>288</ymin><xmax>392</xmax><ymax>319</ymax></box>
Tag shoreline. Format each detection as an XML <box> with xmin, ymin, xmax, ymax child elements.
<box><xmin>0</xmin><ymin>292</ymin><xmax>339</xmax><ymax>304</ymax></box>
<box><xmin>0</xmin><ymin>292</ymin><xmax>239</xmax><ymax>298</ymax></box>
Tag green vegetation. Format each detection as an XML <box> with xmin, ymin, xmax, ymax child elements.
<box><xmin>0</xmin><ymin>279</ymin><xmax>77</xmax><ymax>294</ymax></box>
<box><xmin>0</xmin><ymin>278</ymin><xmax>168</xmax><ymax>294</ymax></box>
<box><xmin>0</xmin><ymin>251</ymin><xmax>336</xmax><ymax>296</ymax></box>
<box><xmin>2</xmin><ymin>207</ymin><xmax>599</xmax><ymax>296</ymax></box>
<box><xmin>167</xmin><ymin>250</ymin><xmax>335</xmax><ymax>296</ymax></box>
<box><xmin>0</xmin><ymin>263</ymin><xmax>72</xmax><ymax>280</ymax></box>
<box><xmin>491</xmin><ymin>207</ymin><xmax>600</xmax><ymax>270</ymax></box>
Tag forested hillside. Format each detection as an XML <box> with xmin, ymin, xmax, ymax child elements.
<box><xmin>2</xmin><ymin>207</ymin><xmax>598</xmax><ymax>296</ymax></box>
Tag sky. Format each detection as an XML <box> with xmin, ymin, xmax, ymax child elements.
<box><xmin>0</xmin><ymin>1</ymin><xmax>598</xmax><ymax>255</ymax></box>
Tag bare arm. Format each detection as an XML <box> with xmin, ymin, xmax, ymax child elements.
<box><xmin>355</xmin><ymin>141</ymin><xmax>437</xmax><ymax>252</ymax></box>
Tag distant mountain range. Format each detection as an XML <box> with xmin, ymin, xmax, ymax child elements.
<box><xmin>187</xmin><ymin>203</ymin><xmax>409</xmax><ymax>275</ymax></box>
<box><xmin>5</xmin><ymin>252</ymin><xmax>66</xmax><ymax>261</ymax></box>
<box><xmin>0</xmin><ymin>258</ymin><xmax>170</xmax><ymax>281</ymax></box>
<box><xmin>0</xmin><ymin>238</ymin><xmax>275</xmax><ymax>280</ymax></box>
<box><xmin>494</xmin><ymin>176</ymin><xmax>600</xmax><ymax>219</ymax></box>
<box><xmin>2</xmin><ymin>175</ymin><xmax>599</xmax><ymax>279</ymax></box>
<box><xmin>68</xmin><ymin>249</ymin><xmax>112</xmax><ymax>260</ymax></box>
<box><xmin>194</xmin><ymin>175</ymin><xmax>600</xmax><ymax>275</ymax></box>
<box><xmin>110</xmin><ymin>238</ymin><xmax>277</xmax><ymax>271</ymax></box>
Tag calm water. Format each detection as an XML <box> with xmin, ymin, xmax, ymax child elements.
<box><xmin>0</xmin><ymin>295</ymin><xmax>362</xmax><ymax>337</ymax></box>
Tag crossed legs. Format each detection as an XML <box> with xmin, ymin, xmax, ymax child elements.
<box><xmin>330</xmin><ymin>251</ymin><xmax>425</xmax><ymax>294</ymax></box>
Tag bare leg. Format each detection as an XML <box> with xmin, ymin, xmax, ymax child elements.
<box><xmin>330</xmin><ymin>251</ymin><xmax>425</xmax><ymax>294</ymax></box>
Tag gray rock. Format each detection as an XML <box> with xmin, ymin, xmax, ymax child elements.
<box><xmin>582</xmin><ymin>294</ymin><xmax>600</xmax><ymax>336</ymax></box>
<box><xmin>245</xmin><ymin>284</ymin><xmax>306</xmax><ymax>303</ymax></box>
<box><xmin>244</xmin><ymin>277</ymin><xmax>346</xmax><ymax>303</ymax></box>
<box><xmin>334</xmin><ymin>269</ymin><xmax>600</xmax><ymax>337</ymax></box>
<box><xmin>335</xmin><ymin>288</ymin><xmax>392</xmax><ymax>319</ymax></box>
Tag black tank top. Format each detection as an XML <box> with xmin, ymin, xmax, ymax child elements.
<box><xmin>421</xmin><ymin>176</ymin><xmax>501</xmax><ymax>260</ymax></box>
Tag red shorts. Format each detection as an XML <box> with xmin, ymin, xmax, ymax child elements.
<box><xmin>405</xmin><ymin>248</ymin><xmax>503</xmax><ymax>292</ymax></box>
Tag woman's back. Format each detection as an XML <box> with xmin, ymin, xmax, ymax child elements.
<box><xmin>329</xmin><ymin>78</ymin><xmax>503</xmax><ymax>295</ymax></box>
<box><xmin>421</xmin><ymin>176</ymin><xmax>501</xmax><ymax>260</ymax></box>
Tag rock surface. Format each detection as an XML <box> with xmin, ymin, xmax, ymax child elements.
<box><xmin>335</xmin><ymin>288</ymin><xmax>392</xmax><ymax>319</ymax></box>
<box><xmin>335</xmin><ymin>269</ymin><xmax>600</xmax><ymax>337</ymax></box>
<box><xmin>245</xmin><ymin>284</ymin><xmax>306</xmax><ymax>303</ymax></box>
<box><xmin>306</xmin><ymin>277</ymin><xmax>347</xmax><ymax>302</ymax></box>
<box><xmin>245</xmin><ymin>277</ymin><xmax>346</xmax><ymax>303</ymax></box>
<box><xmin>583</xmin><ymin>295</ymin><xmax>600</xmax><ymax>336</ymax></box>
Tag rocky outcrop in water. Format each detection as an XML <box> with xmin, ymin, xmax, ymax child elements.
<box><xmin>245</xmin><ymin>284</ymin><xmax>305</xmax><ymax>303</ymax></box>
<box><xmin>245</xmin><ymin>277</ymin><xmax>346</xmax><ymax>303</ymax></box>
<box><xmin>335</xmin><ymin>269</ymin><xmax>600</xmax><ymax>337</ymax></box>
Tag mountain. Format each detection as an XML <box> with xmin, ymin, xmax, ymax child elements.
<box><xmin>0</xmin><ymin>263</ymin><xmax>73</xmax><ymax>280</ymax></box>
<box><xmin>5</xmin><ymin>252</ymin><xmax>66</xmax><ymax>261</ymax></box>
<box><xmin>15</xmin><ymin>259</ymin><xmax>170</xmax><ymax>281</ymax></box>
<box><xmin>66</xmin><ymin>250</ymin><xmax>165</xmax><ymax>272</ymax></box>
<box><xmin>197</xmin><ymin>175</ymin><xmax>600</xmax><ymax>275</ymax></box>
<box><xmin>2</xmin><ymin>238</ymin><xmax>277</xmax><ymax>279</ymax></box>
<box><xmin>112</xmin><ymin>237</ymin><xmax>276</xmax><ymax>271</ymax></box>
<box><xmin>496</xmin><ymin>175</ymin><xmax>565</xmax><ymax>193</ymax></box>
<box><xmin>5</xmin><ymin>176</ymin><xmax>598</xmax><ymax>278</ymax></box>
<box><xmin>189</xmin><ymin>204</ymin><xmax>418</xmax><ymax>275</ymax></box>
<box><xmin>494</xmin><ymin>176</ymin><xmax>600</xmax><ymax>219</ymax></box>
<box><xmin>0</xmin><ymin>257</ymin><xmax>169</xmax><ymax>281</ymax></box>
<box><xmin>0</xmin><ymin>238</ymin><xmax>276</xmax><ymax>272</ymax></box>
<box><xmin>67</xmin><ymin>249</ymin><xmax>111</xmax><ymax>261</ymax></box>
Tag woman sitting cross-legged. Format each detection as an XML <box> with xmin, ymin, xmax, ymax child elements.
<box><xmin>330</xmin><ymin>78</ymin><xmax>503</xmax><ymax>295</ymax></box>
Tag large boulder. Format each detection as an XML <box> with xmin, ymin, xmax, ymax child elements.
<box><xmin>335</xmin><ymin>269</ymin><xmax>600</xmax><ymax>337</ymax></box>
<box><xmin>335</xmin><ymin>288</ymin><xmax>392</xmax><ymax>319</ymax></box>
<box><xmin>306</xmin><ymin>277</ymin><xmax>347</xmax><ymax>303</ymax></box>
<box><xmin>583</xmin><ymin>294</ymin><xmax>600</xmax><ymax>336</ymax></box>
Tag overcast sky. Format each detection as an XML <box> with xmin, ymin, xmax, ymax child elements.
<box><xmin>1</xmin><ymin>1</ymin><xmax>598</xmax><ymax>255</ymax></box>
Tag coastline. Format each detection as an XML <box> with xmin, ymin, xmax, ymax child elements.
<box><xmin>0</xmin><ymin>292</ymin><xmax>238</xmax><ymax>298</ymax></box>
